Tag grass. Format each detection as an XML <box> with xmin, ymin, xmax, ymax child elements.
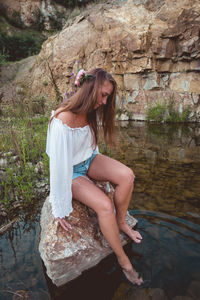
<box><xmin>0</xmin><ymin>93</ymin><xmax>114</xmax><ymax>219</ymax></box>
<box><xmin>146</xmin><ymin>100</ymin><xmax>191</xmax><ymax>123</ymax></box>
<box><xmin>0</xmin><ymin>102</ymin><xmax>50</xmax><ymax>219</ymax></box>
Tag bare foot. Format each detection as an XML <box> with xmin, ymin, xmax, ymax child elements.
<box><xmin>118</xmin><ymin>222</ymin><xmax>142</xmax><ymax>243</ymax></box>
<box><xmin>122</xmin><ymin>266</ymin><xmax>143</xmax><ymax>285</ymax></box>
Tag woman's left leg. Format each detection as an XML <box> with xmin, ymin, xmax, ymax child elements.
<box><xmin>87</xmin><ymin>154</ymin><xmax>142</xmax><ymax>243</ymax></box>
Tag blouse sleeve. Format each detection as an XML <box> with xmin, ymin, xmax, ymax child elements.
<box><xmin>46</xmin><ymin>119</ymin><xmax>73</xmax><ymax>218</ymax></box>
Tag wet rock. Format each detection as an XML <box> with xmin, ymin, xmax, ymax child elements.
<box><xmin>172</xmin><ymin>296</ymin><xmax>193</xmax><ymax>300</ymax></box>
<box><xmin>12</xmin><ymin>290</ymin><xmax>29</xmax><ymax>300</ymax></box>
<box><xmin>118</xmin><ymin>113</ymin><xmax>129</xmax><ymax>121</ymax></box>
<box><xmin>187</xmin><ymin>280</ymin><xmax>200</xmax><ymax>299</ymax></box>
<box><xmin>147</xmin><ymin>288</ymin><xmax>168</xmax><ymax>300</ymax></box>
<box><xmin>25</xmin><ymin>290</ymin><xmax>49</xmax><ymax>300</ymax></box>
<box><xmin>39</xmin><ymin>181</ymin><xmax>138</xmax><ymax>287</ymax></box>
<box><xmin>21</xmin><ymin>276</ymin><xmax>38</xmax><ymax>289</ymax></box>
<box><xmin>112</xmin><ymin>285</ymin><xmax>168</xmax><ymax>300</ymax></box>
<box><xmin>119</xmin><ymin>121</ymin><xmax>129</xmax><ymax>128</ymax></box>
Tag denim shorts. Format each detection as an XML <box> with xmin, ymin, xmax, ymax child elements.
<box><xmin>72</xmin><ymin>151</ymin><xmax>98</xmax><ymax>180</ymax></box>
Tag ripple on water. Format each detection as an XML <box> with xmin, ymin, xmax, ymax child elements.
<box><xmin>125</xmin><ymin>210</ymin><xmax>200</xmax><ymax>300</ymax></box>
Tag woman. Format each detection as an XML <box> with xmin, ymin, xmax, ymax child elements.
<box><xmin>46</xmin><ymin>68</ymin><xmax>143</xmax><ymax>285</ymax></box>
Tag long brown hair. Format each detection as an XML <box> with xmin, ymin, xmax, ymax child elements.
<box><xmin>53</xmin><ymin>68</ymin><xmax>117</xmax><ymax>146</ymax></box>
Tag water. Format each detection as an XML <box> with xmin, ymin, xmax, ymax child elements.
<box><xmin>0</xmin><ymin>122</ymin><xmax>200</xmax><ymax>300</ymax></box>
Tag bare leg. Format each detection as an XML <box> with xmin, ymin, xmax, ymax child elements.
<box><xmin>72</xmin><ymin>176</ymin><xmax>143</xmax><ymax>285</ymax></box>
<box><xmin>87</xmin><ymin>154</ymin><xmax>142</xmax><ymax>243</ymax></box>
<box><xmin>115</xmin><ymin>177</ymin><xmax>142</xmax><ymax>243</ymax></box>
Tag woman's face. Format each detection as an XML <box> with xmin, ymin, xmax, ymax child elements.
<box><xmin>94</xmin><ymin>80</ymin><xmax>113</xmax><ymax>109</ymax></box>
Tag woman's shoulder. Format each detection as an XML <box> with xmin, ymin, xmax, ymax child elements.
<box><xmin>55</xmin><ymin>109</ymin><xmax>88</xmax><ymax>129</ymax></box>
<box><xmin>56</xmin><ymin>110</ymin><xmax>75</xmax><ymax>127</ymax></box>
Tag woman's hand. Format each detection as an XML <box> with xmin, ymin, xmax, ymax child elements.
<box><xmin>57</xmin><ymin>217</ymin><xmax>72</xmax><ymax>231</ymax></box>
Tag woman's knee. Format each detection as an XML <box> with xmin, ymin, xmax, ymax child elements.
<box><xmin>96</xmin><ymin>197</ymin><xmax>114</xmax><ymax>216</ymax></box>
<box><xmin>118</xmin><ymin>166</ymin><xmax>135</xmax><ymax>185</ymax></box>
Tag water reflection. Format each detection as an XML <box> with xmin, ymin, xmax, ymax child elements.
<box><xmin>115</xmin><ymin>122</ymin><xmax>200</xmax><ymax>224</ymax></box>
<box><xmin>0</xmin><ymin>122</ymin><xmax>200</xmax><ymax>299</ymax></box>
<box><xmin>0</xmin><ymin>218</ymin><xmax>49</xmax><ymax>300</ymax></box>
<box><xmin>112</xmin><ymin>210</ymin><xmax>200</xmax><ymax>300</ymax></box>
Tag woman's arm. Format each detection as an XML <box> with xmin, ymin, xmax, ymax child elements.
<box><xmin>47</xmin><ymin>118</ymin><xmax>73</xmax><ymax>220</ymax></box>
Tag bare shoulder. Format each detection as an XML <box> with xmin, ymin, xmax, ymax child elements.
<box><xmin>56</xmin><ymin>110</ymin><xmax>75</xmax><ymax>127</ymax></box>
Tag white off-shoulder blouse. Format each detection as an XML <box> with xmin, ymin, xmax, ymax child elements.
<box><xmin>46</xmin><ymin>111</ymin><xmax>98</xmax><ymax>218</ymax></box>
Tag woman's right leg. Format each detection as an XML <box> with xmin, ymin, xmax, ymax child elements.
<box><xmin>72</xmin><ymin>176</ymin><xmax>143</xmax><ymax>285</ymax></box>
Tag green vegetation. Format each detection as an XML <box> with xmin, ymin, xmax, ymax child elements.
<box><xmin>43</xmin><ymin>80</ymin><xmax>48</xmax><ymax>86</ymax></box>
<box><xmin>146</xmin><ymin>101</ymin><xmax>191</xmax><ymax>123</ymax></box>
<box><xmin>146</xmin><ymin>122</ymin><xmax>192</xmax><ymax>145</ymax></box>
<box><xmin>54</xmin><ymin>0</ymin><xmax>94</xmax><ymax>8</ymax></box>
<box><xmin>0</xmin><ymin>16</ymin><xmax>46</xmax><ymax>63</ymax></box>
<box><xmin>0</xmin><ymin>98</ymin><xmax>52</xmax><ymax>219</ymax></box>
<box><xmin>8</xmin><ymin>11</ymin><xmax>24</xmax><ymax>29</ymax></box>
<box><xmin>0</xmin><ymin>49</ymin><xmax>9</xmax><ymax>66</ymax></box>
<box><xmin>0</xmin><ymin>31</ymin><xmax>46</xmax><ymax>61</ymax></box>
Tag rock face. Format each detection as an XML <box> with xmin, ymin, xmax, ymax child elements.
<box><xmin>1</xmin><ymin>0</ymin><xmax>200</xmax><ymax>121</ymax></box>
<box><xmin>39</xmin><ymin>181</ymin><xmax>137</xmax><ymax>287</ymax></box>
<box><xmin>0</xmin><ymin>0</ymin><xmax>67</xmax><ymax>30</ymax></box>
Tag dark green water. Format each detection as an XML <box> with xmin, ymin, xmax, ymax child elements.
<box><xmin>0</xmin><ymin>122</ymin><xmax>200</xmax><ymax>300</ymax></box>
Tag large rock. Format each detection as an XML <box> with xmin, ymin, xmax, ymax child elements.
<box><xmin>0</xmin><ymin>0</ymin><xmax>67</xmax><ymax>30</ymax></box>
<box><xmin>1</xmin><ymin>0</ymin><xmax>200</xmax><ymax>121</ymax></box>
<box><xmin>39</xmin><ymin>181</ymin><xmax>137</xmax><ymax>287</ymax></box>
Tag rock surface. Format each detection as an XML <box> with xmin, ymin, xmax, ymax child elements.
<box><xmin>112</xmin><ymin>284</ymin><xmax>168</xmax><ymax>300</ymax></box>
<box><xmin>0</xmin><ymin>0</ymin><xmax>68</xmax><ymax>30</ymax></box>
<box><xmin>39</xmin><ymin>181</ymin><xmax>137</xmax><ymax>287</ymax></box>
<box><xmin>1</xmin><ymin>0</ymin><xmax>200</xmax><ymax>121</ymax></box>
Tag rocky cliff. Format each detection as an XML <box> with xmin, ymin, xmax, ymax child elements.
<box><xmin>1</xmin><ymin>0</ymin><xmax>200</xmax><ymax>121</ymax></box>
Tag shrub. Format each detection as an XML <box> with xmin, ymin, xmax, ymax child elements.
<box><xmin>0</xmin><ymin>31</ymin><xmax>46</xmax><ymax>61</ymax></box>
<box><xmin>146</xmin><ymin>100</ymin><xmax>191</xmax><ymax>123</ymax></box>
<box><xmin>0</xmin><ymin>49</ymin><xmax>8</xmax><ymax>66</ymax></box>
<box><xmin>1</xmin><ymin>114</ymin><xmax>49</xmax><ymax>210</ymax></box>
